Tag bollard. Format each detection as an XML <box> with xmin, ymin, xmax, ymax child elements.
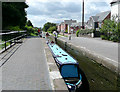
<box><xmin>55</xmin><ymin>37</ymin><xmax>57</xmax><ymax>44</ymax></box>
<box><xmin>65</xmin><ymin>42</ymin><xmax>67</xmax><ymax>51</ymax></box>
<box><xmin>91</xmin><ymin>33</ymin><xmax>94</xmax><ymax>38</ymax></box>
<box><xmin>68</xmin><ymin>35</ymin><xmax>71</xmax><ymax>40</ymax></box>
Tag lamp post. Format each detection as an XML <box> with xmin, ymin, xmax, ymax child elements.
<box><xmin>82</xmin><ymin>0</ymin><xmax>85</xmax><ymax>29</ymax></box>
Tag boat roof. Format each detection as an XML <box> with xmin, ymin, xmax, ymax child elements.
<box><xmin>48</xmin><ymin>43</ymin><xmax>78</xmax><ymax>64</ymax></box>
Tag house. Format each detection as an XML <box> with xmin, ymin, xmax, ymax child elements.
<box><xmin>85</xmin><ymin>16</ymin><xmax>99</xmax><ymax>29</ymax></box>
<box><xmin>96</xmin><ymin>11</ymin><xmax>111</xmax><ymax>28</ymax></box>
<box><xmin>57</xmin><ymin>24</ymin><xmax>61</xmax><ymax>32</ymax></box>
<box><xmin>70</xmin><ymin>22</ymin><xmax>81</xmax><ymax>33</ymax></box>
<box><xmin>85</xmin><ymin>11</ymin><xmax>111</xmax><ymax>29</ymax></box>
<box><xmin>60</xmin><ymin>22</ymin><xmax>64</xmax><ymax>32</ymax></box>
<box><xmin>70</xmin><ymin>22</ymin><xmax>86</xmax><ymax>33</ymax></box>
<box><xmin>57</xmin><ymin>19</ymin><xmax>77</xmax><ymax>33</ymax></box>
<box><xmin>110</xmin><ymin>0</ymin><xmax>120</xmax><ymax>21</ymax></box>
<box><xmin>64</xmin><ymin>19</ymin><xmax>77</xmax><ymax>33</ymax></box>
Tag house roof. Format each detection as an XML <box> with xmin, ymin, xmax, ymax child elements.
<box><xmin>61</xmin><ymin>22</ymin><xmax>64</xmax><ymax>25</ymax></box>
<box><xmin>110</xmin><ymin>0</ymin><xmax>120</xmax><ymax>4</ymax></box>
<box><xmin>71</xmin><ymin>22</ymin><xmax>82</xmax><ymax>27</ymax></box>
<box><xmin>86</xmin><ymin>11</ymin><xmax>110</xmax><ymax>28</ymax></box>
<box><xmin>96</xmin><ymin>11</ymin><xmax>111</xmax><ymax>22</ymax></box>
<box><xmin>71</xmin><ymin>22</ymin><xmax>86</xmax><ymax>27</ymax></box>
<box><xmin>85</xmin><ymin>23</ymin><xmax>92</xmax><ymax>29</ymax></box>
<box><xmin>64</xmin><ymin>19</ymin><xmax>77</xmax><ymax>25</ymax></box>
<box><xmin>91</xmin><ymin>16</ymin><xmax>99</xmax><ymax>22</ymax></box>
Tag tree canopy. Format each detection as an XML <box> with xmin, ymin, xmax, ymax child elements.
<box><xmin>43</xmin><ymin>22</ymin><xmax>56</xmax><ymax>32</ymax></box>
<box><xmin>26</xmin><ymin>20</ymin><xmax>33</xmax><ymax>27</ymax></box>
<box><xmin>47</xmin><ymin>26</ymin><xmax>57</xmax><ymax>33</ymax></box>
<box><xmin>2</xmin><ymin>2</ymin><xmax>28</xmax><ymax>30</ymax></box>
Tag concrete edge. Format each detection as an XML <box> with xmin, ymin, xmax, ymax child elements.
<box><xmin>43</xmin><ymin>39</ymin><xmax>68</xmax><ymax>91</ymax></box>
<box><xmin>58</xmin><ymin>38</ymin><xmax>118</xmax><ymax>73</ymax></box>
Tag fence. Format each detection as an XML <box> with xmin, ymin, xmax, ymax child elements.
<box><xmin>0</xmin><ymin>30</ymin><xmax>27</xmax><ymax>53</ymax></box>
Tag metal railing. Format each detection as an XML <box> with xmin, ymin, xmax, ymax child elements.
<box><xmin>0</xmin><ymin>30</ymin><xmax>27</xmax><ymax>53</ymax></box>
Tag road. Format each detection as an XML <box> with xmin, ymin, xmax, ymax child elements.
<box><xmin>60</xmin><ymin>36</ymin><xmax>118</xmax><ymax>64</ymax></box>
<box><xmin>1</xmin><ymin>37</ymin><xmax>52</xmax><ymax>90</ymax></box>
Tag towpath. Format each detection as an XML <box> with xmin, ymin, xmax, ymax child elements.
<box><xmin>1</xmin><ymin>37</ymin><xmax>52</xmax><ymax>90</ymax></box>
<box><xmin>59</xmin><ymin>35</ymin><xmax>118</xmax><ymax>67</ymax></box>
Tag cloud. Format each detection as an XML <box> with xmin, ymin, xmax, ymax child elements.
<box><xmin>26</xmin><ymin>0</ymin><xmax>112</xmax><ymax>27</ymax></box>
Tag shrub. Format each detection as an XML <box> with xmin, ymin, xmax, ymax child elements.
<box><xmin>76</xmin><ymin>30</ymin><xmax>80</xmax><ymax>37</ymax></box>
<box><xmin>100</xmin><ymin>19</ymin><xmax>119</xmax><ymax>42</ymax></box>
<box><xmin>25</xmin><ymin>25</ymin><xmax>38</xmax><ymax>36</ymax></box>
<box><xmin>77</xmin><ymin>29</ymin><xmax>94</xmax><ymax>35</ymax></box>
<box><xmin>109</xmin><ymin>35</ymin><xmax>118</xmax><ymax>42</ymax></box>
<box><xmin>5</xmin><ymin>26</ymin><xmax>22</xmax><ymax>31</ymax></box>
<box><xmin>65</xmin><ymin>29</ymin><xmax>68</xmax><ymax>33</ymax></box>
<box><xmin>101</xmin><ymin>35</ymin><xmax>108</xmax><ymax>40</ymax></box>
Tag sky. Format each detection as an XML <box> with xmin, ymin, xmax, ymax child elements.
<box><xmin>26</xmin><ymin>0</ymin><xmax>112</xmax><ymax>28</ymax></box>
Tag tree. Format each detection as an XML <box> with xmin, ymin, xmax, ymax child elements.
<box><xmin>47</xmin><ymin>26</ymin><xmax>57</xmax><ymax>33</ymax></box>
<box><xmin>26</xmin><ymin>20</ymin><xmax>33</xmax><ymax>27</ymax></box>
<box><xmin>43</xmin><ymin>22</ymin><xmax>56</xmax><ymax>32</ymax></box>
<box><xmin>2</xmin><ymin>2</ymin><xmax>29</xmax><ymax>30</ymax></box>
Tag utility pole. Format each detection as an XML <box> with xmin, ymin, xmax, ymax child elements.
<box><xmin>82</xmin><ymin>0</ymin><xmax>84</xmax><ymax>29</ymax></box>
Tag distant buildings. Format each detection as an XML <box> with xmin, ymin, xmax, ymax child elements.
<box><xmin>57</xmin><ymin>0</ymin><xmax>119</xmax><ymax>34</ymax></box>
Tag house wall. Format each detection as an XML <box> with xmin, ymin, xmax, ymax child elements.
<box><xmin>57</xmin><ymin>25</ymin><xmax>61</xmax><ymax>32</ymax></box>
<box><xmin>65</xmin><ymin>24</ymin><xmax>68</xmax><ymax>31</ymax></box>
<box><xmin>111</xmin><ymin>2</ymin><xmax>120</xmax><ymax>20</ymax></box>
<box><xmin>105</xmin><ymin>13</ymin><xmax>111</xmax><ymax>20</ymax></box>
<box><xmin>94</xmin><ymin>22</ymin><xmax>98</xmax><ymax>29</ymax></box>
<box><xmin>61</xmin><ymin>24</ymin><xmax>64</xmax><ymax>32</ymax></box>
<box><xmin>98</xmin><ymin>13</ymin><xmax>111</xmax><ymax>28</ymax></box>
<box><xmin>68</xmin><ymin>25</ymin><xmax>70</xmax><ymax>33</ymax></box>
<box><xmin>91</xmin><ymin>20</ymin><xmax>94</xmax><ymax>29</ymax></box>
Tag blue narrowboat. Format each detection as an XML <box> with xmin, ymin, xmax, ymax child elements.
<box><xmin>48</xmin><ymin>42</ymin><xmax>82</xmax><ymax>91</ymax></box>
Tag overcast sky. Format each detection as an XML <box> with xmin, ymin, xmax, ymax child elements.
<box><xmin>26</xmin><ymin>0</ymin><xmax>112</xmax><ymax>28</ymax></box>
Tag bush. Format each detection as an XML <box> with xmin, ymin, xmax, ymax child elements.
<box><xmin>76</xmin><ymin>30</ymin><xmax>80</xmax><ymax>37</ymax></box>
<box><xmin>109</xmin><ymin>35</ymin><xmax>118</xmax><ymax>42</ymax></box>
<box><xmin>43</xmin><ymin>22</ymin><xmax>56</xmax><ymax>32</ymax></box>
<box><xmin>79</xmin><ymin>29</ymin><xmax>94</xmax><ymax>34</ymax></box>
<box><xmin>100</xmin><ymin>19</ymin><xmax>119</xmax><ymax>42</ymax></box>
<box><xmin>101</xmin><ymin>35</ymin><xmax>108</xmax><ymax>40</ymax></box>
<box><xmin>25</xmin><ymin>25</ymin><xmax>38</xmax><ymax>36</ymax></box>
<box><xmin>76</xmin><ymin>29</ymin><xmax>94</xmax><ymax>37</ymax></box>
<box><xmin>65</xmin><ymin>29</ymin><xmax>68</xmax><ymax>33</ymax></box>
<box><xmin>5</xmin><ymin>26</ymin><xmax>22</xmax><ymax>31</ymax></box>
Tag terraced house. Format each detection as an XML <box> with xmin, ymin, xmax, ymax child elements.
<box><xmin>57</xmin><ymin>19</ymin><xmax>77</xmax><ymax>33</ymax></box>
<box><xmin>85</xmin><ymin>11</ymin><xmax>111</xmax><ymax>30</ymax></box>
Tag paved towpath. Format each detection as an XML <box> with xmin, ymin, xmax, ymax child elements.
<box><xmin>1</xmin><ymin>37</ymin><xmax>52</xmax><ymax>90</ymax></box>
<box><xmin>60</xmin><ymin>35</ymin><xmax>118</xmax><ymax>65</ymax></box>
